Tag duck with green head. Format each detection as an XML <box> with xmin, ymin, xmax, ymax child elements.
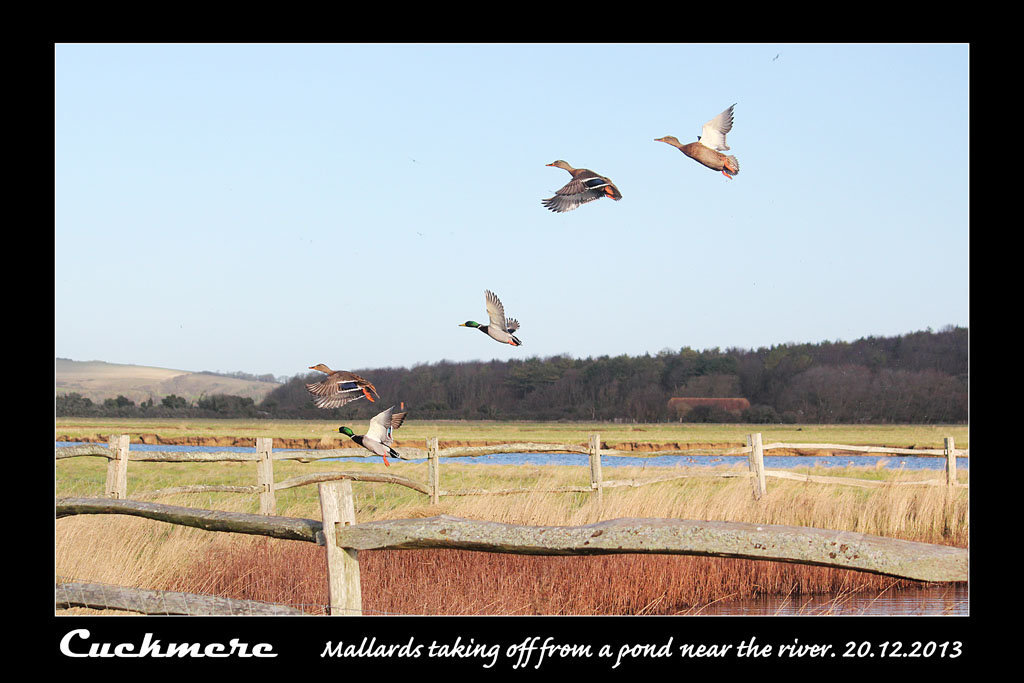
<box><xmin>338</xmin><ymin>404</ymin><xmax>408</xmax><ymax>467</ymax></box>
<box><xmin>460</xmin><ymin>289</ymin><xmax>522</xmax><ymax>346</ymax></box>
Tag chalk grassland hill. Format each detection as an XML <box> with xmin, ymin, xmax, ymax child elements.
<box><xmin>54</xmin><ymin>359</ymin><xmax>281</xmax><ymax>404</ymax></box>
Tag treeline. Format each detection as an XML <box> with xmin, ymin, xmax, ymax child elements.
<box><xmin>55</xmin><ymin>392</ymin><xmax>264</xmax><ymax>419</ymax></box>
<box><xmin>196</xmin><ymin>369</ymin><xmax>285</xmax><ymax>384</ymax></box>
<box><xmin>56</xmin><ymin>326</ymin><xmax>968</xmax><ymax>424</ymax></box>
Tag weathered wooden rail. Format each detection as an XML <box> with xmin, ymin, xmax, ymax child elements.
<box><xmin>56</xmin><ymin>497</ymin><xmax>325</xmax><ymax>543</ymax></box>
<box><xmin>56</xmin><ymin>433</ymin><xmax>968</xmax><ymax>513</ymax></box>
<box><xmin>331</xmin><ymin>515</ymin><xmax>966</xmax><ymax>579</ymax></box>
<box><xmin>55</xmin><ymin>483</ymin><xmax>969</xmax><ymax>615</ymax></box>
<box><xmin>55</xmin><ymin>581</ymin><xmax>308</xmax><ymax>615</ymax></box>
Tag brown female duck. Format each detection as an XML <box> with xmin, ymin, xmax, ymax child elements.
<box><xmin>542</xmin><ymin>160</ymin><xmax>622</xmax><ymax>213</ymax></box>
<box><xmin>305</xmin><ymin>364</ymin><xmax>379</xmax><ymax>409</ymax></box>
<box><xmin>655</xmin><ymin>104</ymin><xmax>740</xmax><ymax>179</ymax></box>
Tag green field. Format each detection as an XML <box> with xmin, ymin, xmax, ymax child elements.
<box><xmin>55</xmin><ymin>417</ymin><xmax>969</xmax><ymax>449</ymax></box>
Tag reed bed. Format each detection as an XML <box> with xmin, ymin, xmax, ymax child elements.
<box><xmin>56</xmin><ymin>455</ymin><xmax>967</xmax><ymax>615</ymax></box>
<box><xmin>157</xmin><ymin>540</ymin><xmax>917</xmax><ymax>616</ymax></box>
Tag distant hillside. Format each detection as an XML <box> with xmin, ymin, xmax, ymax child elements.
<box><xmin>54</xmin><ymin>359</ymin><xmax>281</xmax><ymax>404</ymax></box>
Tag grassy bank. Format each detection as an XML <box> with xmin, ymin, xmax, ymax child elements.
<box><xmin>55</xmin><ymin>445</ymin><xmax>969</xmax><ymax>615</ymax></box>
<box><xmin>55</xmin><ymin>417</ymin><xmax>969</xmax><ymax>449</ymax></box>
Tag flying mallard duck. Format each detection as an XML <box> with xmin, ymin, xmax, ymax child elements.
<box><xmin>460</xmin><ymin>289</ymin><xmax>522</xmax><ymax>346</ymax></box>
<box><xmin>305</xmin><ymin>364</ymin><xmax>379</xmax><ymax>408</ymax></box>
<box><xmin>338</xmin><ymin>404</ymin><xmax>408</xmax><ymax>467</ymax></box>
<box><xmin>541</xmin><ymin>160</ymin><xmax>622</xmax><ymax>213</ymax></box>
<box><xmin>655</xmin><ymin>104</ymin><xmax>740</xmax><ymax>179</ymax></box>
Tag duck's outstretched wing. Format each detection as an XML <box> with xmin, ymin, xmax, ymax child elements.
<box><xmin>542</xmin><ymin>173</ymin><xmax>620</xmax><ymax>213</ymax></box>
<box><xmin>384</xmin><ymin>411</ymin><xmax>408</xmax><ymax>445</ymax></box>
<box><xmin>485</xmin><ymin>290</ymin><xmax>510</xmax><ymax>330</ymax></box>
<box><xmin>367</xmin><ymin>405</ymin><xmax>407</xmax><ymax>445</ymax></box>
<box><xmin>306</xmin><ymin>371</ymin><xmax>374</xmax><ymax>409</ymax></box>
<box><xmin>307</xmin><ymin>388</ymin><xmax>362</xmax><ymax>409</ymax></box>
<box><xmin>699</xmin><ymin>104</ymin><xmax>736</xmax><ymax>151</ymax></box>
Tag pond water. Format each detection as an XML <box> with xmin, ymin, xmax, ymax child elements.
<box><xmin>56</xmin><ymin>442</ymin><xmax>968</xmax><ymax>471</ymax></box>
<box><xmin>690</xmin><ymin>583</ymin><xmax>968</xmax><ymax>616</ymax></box>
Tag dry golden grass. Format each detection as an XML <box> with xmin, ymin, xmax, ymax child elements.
<box><xmin>55</xmin><ymin>454</ymin><xmax>967</xmax><ymax>615</ymax></box>
<box><xmin>55</xmin><ymin>493</ymin><xmax>253</xmax><ymax>590</ymax></box>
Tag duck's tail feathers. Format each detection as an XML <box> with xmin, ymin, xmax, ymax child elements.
<box><xmin>725</xmin><ymin>156</ymin><xmax>739</xmax><ymax>176</ymax></box>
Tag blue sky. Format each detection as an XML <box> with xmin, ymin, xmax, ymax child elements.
<box><xmin>54</xmin><ymin>44</ymin><xmax>969</xmax><ymax>380</ymax></box>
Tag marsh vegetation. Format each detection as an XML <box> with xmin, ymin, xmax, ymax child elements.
<box><xmin>55</xmin><ymin>429</ymin><xmax>968</xmax><ymax>615</ymax></box>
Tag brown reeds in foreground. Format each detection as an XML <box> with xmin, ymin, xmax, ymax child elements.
<box><xmin>162</xmin><ymin>471</ymin><xmax>963</xmax><ymax>615</ymax></box>
<box><xmin>159</xmin><ymin>540</ymin><xmax>917</xmax><ymax>616</ymax></box>
<box><xmin>163</xmin><ymin>536</ymin><xmax>330</xmax><ymax>615</ymax></box>
<box><xmin>360</xmin><ymin>549</ymin><xmax>918</xmax><ymax>616</ymax></box>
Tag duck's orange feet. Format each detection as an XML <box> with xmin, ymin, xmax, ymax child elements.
<box><xmin>363</xmin><ymin>387</ymin><xmax>375</xmax><ymax>402</ymax></box>
<box><xmin>721</xmin><ymin>170</ymin><xmax>733</xmax><ymax>179</ymax></box>
<box><xmin>382</xmin><ymin>456</ymin><xmax>390</xmax><ymax>467</ymax></box>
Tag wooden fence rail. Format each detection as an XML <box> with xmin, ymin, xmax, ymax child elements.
<box><xmin>330</xmin><ymin>513</ymin><xmax>968</xmax><ymax>581</ymax></box>
<box><xmin>56</xmin><ymin>581</ymin><xmax>307</xmax><ymax>616</ymax></box>
<box><xmin>56</xmin><ymin>497</ymin><xmax>324</xmax><ymax>543</ymax></box>
<box><xmin>56</xmin><ymin>433</ymin><xmax>968</xmax><ymax>514</ymax></box>
<box><xmin>55</xmin><ymin>487</ymin><xmax>969</xmax><ymax>616</ymax></box>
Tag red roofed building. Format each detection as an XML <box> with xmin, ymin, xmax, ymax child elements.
<box><xmin>668</xmin><ymin>397</ymin><xmax>750</xmax><ymax>419</ymax></box>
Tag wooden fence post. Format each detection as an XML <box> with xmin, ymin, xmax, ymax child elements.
<box><xmin>944</xmin><ymin>437</ymin><xmax>957</xmax><ymax>488</ymax></box>
<box><xmin>942</xmin><ymin>436</ymin><xmax>957</xmax><ymax>538</ymax></box>
<box><xmin>746</xmin><ymin>433</ymin><xmax>766</xmax><ymax>500</ymax></box>
<box><xmin>105</xmin><ymin>434</ymin><xmax>129</xmax><ymax>499</ymax></box>
<box><xmin>427</xmin><ymin>436</ymin><xmax>439</xmax><ymax>505</ymax></box>
<box><xmin>589</xmin><ymin>433</ymin><xmax>603</xmax><ymax>504</ymax></box>
<box><xmin>318</xmin><ymin>480</ymin><xmax>362</xmax><ymax>616</ymax></box>
<box><xmin>256</xmin><ymin>438</ymin><xmax>276</xmax><ymax>515</ymax></box>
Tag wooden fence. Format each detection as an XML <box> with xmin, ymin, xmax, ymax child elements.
<box><xmin>55</xmin><ymin>581</ymin><xmax>308</xmax><ymax>615</ymax></box>
<box><xmin>55</xmin><ymin>433</ymin><xmax>969</xmax><ymax>514</ymax></box>
<box><xmin>55</xmin><ymin>484</ymin><xmax>969</xmax><ymax>615</ymax></box>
